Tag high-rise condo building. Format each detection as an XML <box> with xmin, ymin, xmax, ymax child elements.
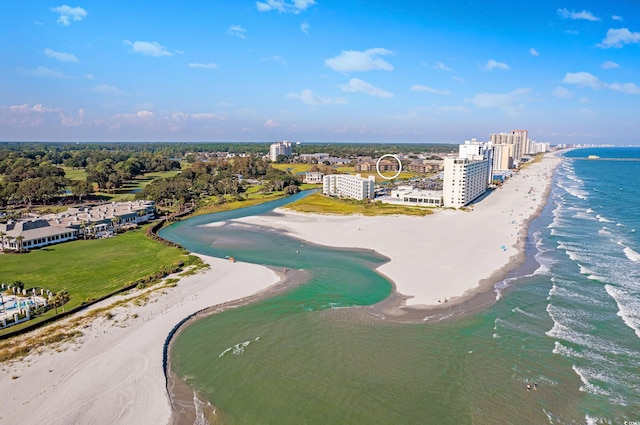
<box><xmin>489</xmin><ymin>130</ymin><xmax>529</xmax><ymax>166</ymax></box>
<box><xmin>269</xmin><ymin>141</ymin><xmax>292</xmax><ymax>162</ymax></box>
<box><xmin>443</xmin><ymin>156</ymin><xmax>491</xmax><ymax>208</ymax></box>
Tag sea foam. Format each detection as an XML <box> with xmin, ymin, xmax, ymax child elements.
<box><xmin>604</xmin><ymin>285</ymin><xmax>640</xmax><ymax>339</ymax></box>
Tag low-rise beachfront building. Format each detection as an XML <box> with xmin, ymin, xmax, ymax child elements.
<box><xmin>407</xmin><ymin>160</ymin><xmax>442</xmax><ymax>173</ymax></box>
<box><xmin>0</xmin><ymin>219</ymin><xmax>79</xmax><ymax>252</ymax></box>
<box><xmin>322</xmin><ymin>174</ymin><xmax>375</xmax><ymax>200</ymax></box>
<box><xmin>303</xmin><ymin>171</ymin><xmax>324</xmax><ymax>184</ymax></box>
<box><xmin>381</xmin><ymin>186</ymin><xmax>443</xmax><ymax>207</ymax></box>
<box><xmin>443</xmin><ymin>157</ymin><xmax>491</xmax><ymax>208</ymax></box>
<box><xmin>354</xmin><ymin>159</ymin><xmax>399</xmax><ymax>173</ymax></box>
<box><xmin>1</xmin><ymin>200</ymin><xmax>156</xmax><ymax>252</ymax></box>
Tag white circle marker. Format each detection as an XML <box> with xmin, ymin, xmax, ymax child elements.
<box><xmin>376</xmin><ymin>154</ymin><xmax>402</xmax><ymax>180</ymax></box>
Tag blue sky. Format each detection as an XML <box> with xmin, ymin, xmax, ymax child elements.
<box><xmin>1</xmin><ymin>1</ymin><xmax>639</xmax><ymax>144</ymax></box>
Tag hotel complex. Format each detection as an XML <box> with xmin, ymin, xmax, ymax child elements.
<box><xmin>322</xmin><ymin>174</ymin><xmax>375</xmax><ymax>200</ymax></box>
<box><xmin>313</xmin><ymin>128</ymin><xmax>545</xmax><ymax>209</ymax></box>
<box><xmin>0</xmin><ymin>200</ymin><xmax>156</xmax><ymax>252</ymax></box>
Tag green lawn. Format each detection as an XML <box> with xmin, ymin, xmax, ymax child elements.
<box><xmin>61</xmin><ymin>168</ymin><xmax>182</xmax><ymax>202</ymax></box>
<box><xmin>61</xmin><ymin>166</ymin><xmax>88</xmax><ymax>181</ymax></box>
<box><xmin>271</xmin><ymin>163</ymin><xmax>315</xmax><ymax>174</ymax></box>
<box><xmin>285</xmin><ymin>193</ymin><xmax>434</xmax><ymax>216</ymax></box>
<box><xmin>0</xmin><ymin>225</ymin><xmax>193</xmax><ymax>335</ymax></box>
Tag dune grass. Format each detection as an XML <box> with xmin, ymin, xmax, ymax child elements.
<box><xmin>285</xmin><ymin>193</ymin><xmax>434</xmax><ymax>216</ymax></box>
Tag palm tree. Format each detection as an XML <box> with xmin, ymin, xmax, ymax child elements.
<box><xmin>5</xmin><ymin>236</ymin><xmax>14</xmax><ymax>252</ymax></box>
<box><xmin>15</xmin><ymin>235</ymin><xmax>25</xmax><ymax>253</ymax></box>
<box><xmin>111</xmin><ymin>216</ymin><xmax>121</xmax><ymax>234</ymax></box>
<box><xmin>50</xmin><ymin>292</ymin><xmax>68</xmax><ymax>314</ymax></box>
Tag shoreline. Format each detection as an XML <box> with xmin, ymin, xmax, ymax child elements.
<box><xmin>0</xmin><ymin>152</ymin><xmax>564</xmax><ymax>425</ymax></box>
<box><xmin>0</xmin><ymin>254</ymin><xmax>284</xmax><ymax>425</ymax></box>
<box><xmin>233</xmin><ymin>152</ymin><xmax>563</xmax><ymax>321</ymax></box>
<box><xmin>164</xmin><ymin>152</ymin><xmax>563</xmax><ymax>422</ymax></box>
<box><xmin>165</xmin><ymin>267</ymin><xmax>310</xmax><ymax>425</ymax></box>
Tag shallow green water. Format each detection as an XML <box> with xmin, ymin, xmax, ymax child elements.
<box><xmin>162</xmin><ymin>184</ymin><xmax>638</xmax><ymax>424</ymax></box>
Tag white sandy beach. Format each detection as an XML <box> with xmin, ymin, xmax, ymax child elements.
<box><xmin>0</xmin><ymin>255</ymin><xmax>280</xmax><ymax>425</ymax></box>
<box><xmin>0</xmin><ymin>152</ymin><xmax>562</xmax><ymax>425</ymax></box>
<box><xmin>235</xmin><ymin>153</ymin><xmax>563</xmax><ymax>310</ymax></box>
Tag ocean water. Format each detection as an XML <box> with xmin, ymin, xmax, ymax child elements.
<box><xmin>161</xmin><ymin>147</ymin><xmax>640</xmax><ymax>425</ymax></box>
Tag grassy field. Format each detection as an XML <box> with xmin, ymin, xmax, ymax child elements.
<box><xmin>271</xmin><ymin>163</ymin><xmax>316</xmax><ymax>174</ymax></box>
<box><xmin>62</xmin><ymin>167</ymin><xmax>181</xmax><ymax>202</ymax></box>
<box><xmin>61</xmin><ymin>166</ymin><xmax>88</xmax><ymax>181</ymax></box>
<box><xmin>285</xmin><ymin>193</ymin><xmax>434</xmax><ymax>216</ymax></box>
<box><xmin>0</xmin><ymin>225</ymin><xmax>194</xmax><ymax>335</ymax></box>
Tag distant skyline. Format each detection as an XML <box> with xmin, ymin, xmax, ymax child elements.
<box><xmin>1</xmin><ymin>1</ymin><xmax>639</xmax><ymax>144</ymax></box>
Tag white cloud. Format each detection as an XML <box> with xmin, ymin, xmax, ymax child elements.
<box><xmin>485</xmin><ymin>59</ymin><xmax>510</xmax><ymax>71</ymax></box>
<box><xmin>557</xmin><ymin>8</ymin><xmax>600</xmax><ymax>21</ymax></box>
<box><xmin>339</xmin><ymin>78</ymin><xmax>393</xmax><ymax>98</ymax></box>
<box><xmin>91</xmin><ymin>84</ymin><xmax>127</xmax><ymax>96</ymax></box>
<box><xmin>116</xmin><ymin>110</ymin><xmax>154</xmax><ymax>119</ymax></box>
<box><xmin>601</xmin><ymin>61</ymin><xmax>619</xmax><ymax>69</ymax></box>
<box><xmin>562</xmin><ymin>71</ymin><xmax>640</xmax><ymax>95</ymax></box>
<box><xmin>608</xmin><ymin>82</ymin><xmax>640</xmax><ymax>95</ymax></box>
<box><xmin>51</xmin><ymin>5</ymin><xmax>87</xmax><ymax>26</ymax></box>
<box><xmin>264</xmin><ymin>119</ymin><xmax>281</xmax><ymax>128</ymax></box>
<box><xmin>410</xmin><ymin>84</ymin><xmax>451</xmax><ymax>95</ymax></box>
<box><xmin>188</xmin><ymin>62</ymin><xmax>218</xmax><ymax>69</ymax></box>
<box><xmin>44</xmin><ymin>48</ymin><xmax>78</xmax><ymax>63</ymax></box>
<box><xmin>325</xmin><ymin>48</ymin><xmax>394</xmax><ymax>72</ymax></box>
<box><xmin>612</xmin><ymin>15</ymin><xmax>623</xmax><ymax>21</ymax></box>
<box><xmin>124</xmin><ymin>40</ymin><xmax>173</xmax><ymax>57</ymax></box>
<box><xmin>464</xmin><ymin>88</ymin><xmax>532</xmax><ymax>114</ymax></box>
<box><xmin>0</xmin><ymin>103</ymin><xmax>88</xmax><ymax>128</ymax></box>
<box><xmin>227</xmin><ymin>25</ymin><xmax>248</xmax><ymax>39</ymax></box>
<box><xmin>191</xmin><ymin>113</ymin><xmax>221</xmax><ymax>120</ymax></box>
<box><xmin>19</xmin><ymin>66</ymin><xmax>71</xmax><ymax>79</ymax></box>
<box><xmin>85</xmin><ymin>73</ymin><xmax>95</xmax><ymax>80</ymax></box>
<box><xmin>553</xmin><ymin>86</ymin><xmax>573</xmax><ymax>98</ymax></box>
<box><xmin>452</xmin><ymin>76</ymin><xmax>464</xmax><ymax>84</ymax></box>
<box><xmin>565</xmin><ymin>29</ymin><xmax>579</xmax><ymax>35</ymax></box>
<box><xmin>61</xmin><ymin>108</ymin><xmax>85</xmax><ymax>127</ymax></box>
<box><xmin>562</xmin><ymin>72</ymin><xmax>606</xmax><ymax>90</ymax></box>
<box><xmin>30</xmin><ymin>104</ymin><xmax>58</xmax><ymax>113</ymax></box>
<box><xmin>433</xmin><ymin>62</ymin><xmax>452</xmax><ymax>71</ymax></box>
<box><xmin>301</xmin><ymin>22</ymin><xmax>310</xmax><ymax>34</ymax></box>
<box><xmin>529</xmin><ymin>48</ymin><xmax>540</xmax><ymax>57</ymax></box>
<box><xmin>598</xmin><ymin>28</ymin><xmax>640</xmax><ymax>48</ymax></box>
<box><xmin>287</xmin><ymin>89</ymin><xmax>348</xmax><ymax>106</ymax></box>
<box><xmin>256</xmin><ymin>0</ymin><xmax>315</xmax><ymax>14</ymax></box>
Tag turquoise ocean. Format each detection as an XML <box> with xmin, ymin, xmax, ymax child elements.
<box><xmin>160</xmin><ymin>147</ymin><xmax>640</xmax><ymax>425</ymax></box>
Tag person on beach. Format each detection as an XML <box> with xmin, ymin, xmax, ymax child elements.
<box><xmin>527</xmin><ymin>384</ymin><xmax>531</xmax><ymax>391</ymax></box>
